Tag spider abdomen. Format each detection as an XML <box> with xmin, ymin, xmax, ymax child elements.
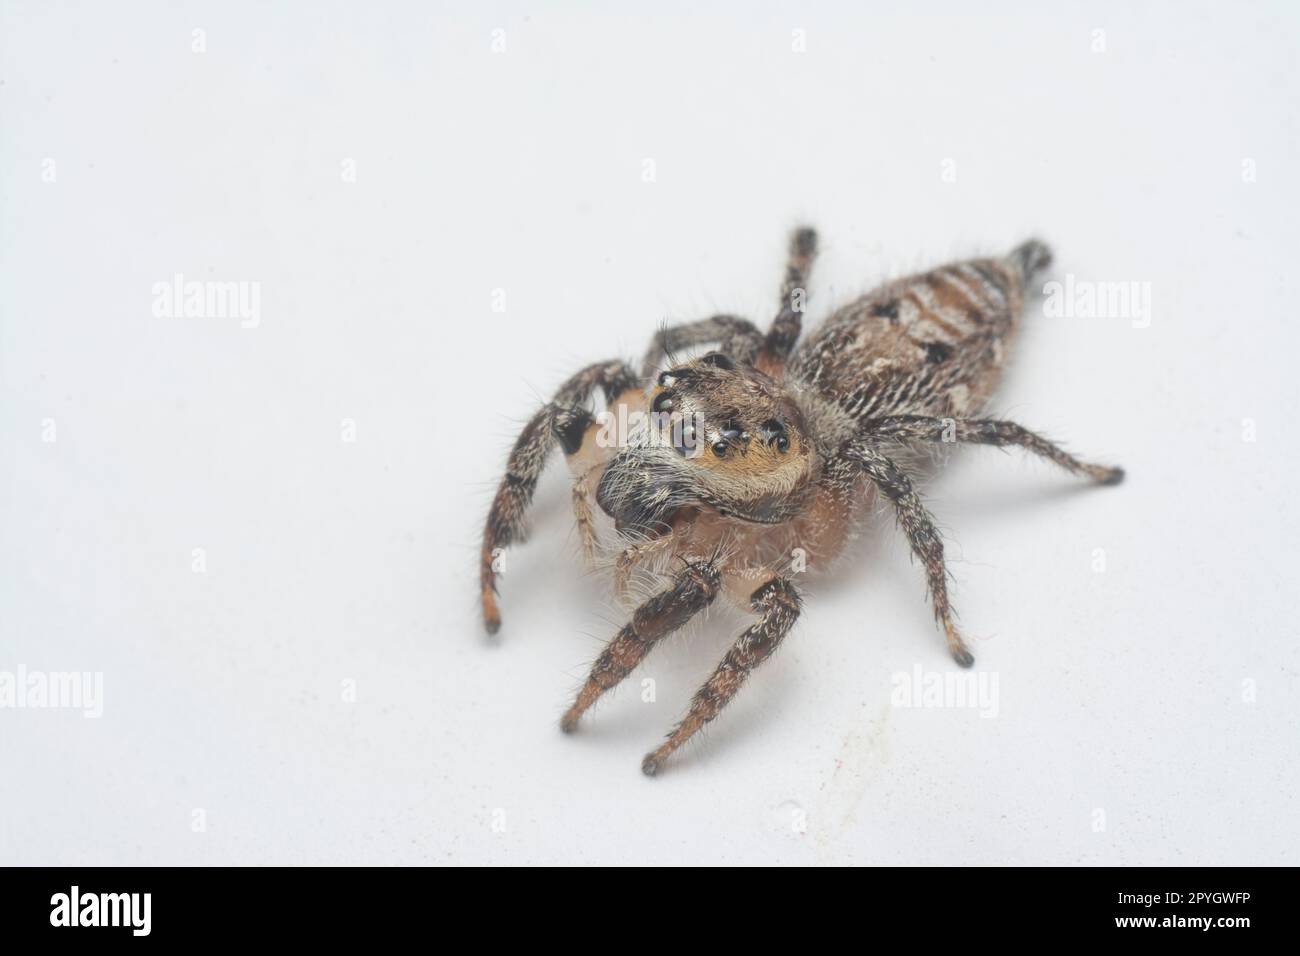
<box><xmin>791</xmin><ymin>245</ymin><xmax>1048</xmax><ymax>425</ymax></box>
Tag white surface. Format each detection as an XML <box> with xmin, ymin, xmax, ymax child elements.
<box><xmin>2</xmin><ymin>1</ymin><xmax>1297</xmax><ymax>866</ymax></box>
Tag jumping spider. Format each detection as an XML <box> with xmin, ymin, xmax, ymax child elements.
<box><xmin>480</xmin><ymin>227</ymin><xmax>1123</xmax><ymax>775</ymax></box>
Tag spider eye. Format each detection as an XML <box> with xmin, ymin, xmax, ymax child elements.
<box><xmin>699</xmin><ymin>352</ymin><xmax>735</xmax><ymax>370</ymax></box>
<box><xmin>759</xmin><ymin>419</ymin><xmax>790</xmax><ymax>453</ymax></box>
<box><xmin>712</xmin><ymin>422</ymin><xmax>746</xmax><ymax>458</ymax></box>
<box><xmin>652</xmin><ymin>391</ymin><xmax>676</xmax><ymax>414</ymax></box>
<box><xmin>657</xmin><ymin>371</ymin><xmax>677</xmax><ymax>387</ymax></box>
<box><xmin>672</xmin><ymin>422</ymin><xmax>698</xmax><ymax>457</ymax></box>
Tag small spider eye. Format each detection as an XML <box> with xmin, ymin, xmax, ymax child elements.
<box><xmin>759</xmin><ymin>419</ymin><xmax>790</xmax><ymax>453</ymax></box>
<box><xmin>711</xmin><ymin>440</ymin><xmax>728</xmax><ymax>458</ymax></box>
<box><xmin>699</xmin><ymin>352</ymin><xmax>735</xmax><ymax>370</ymax></box>
<box><xmin>657</xmin><ymin>371</ymin><xmax>677</xmax><ymax>387</ymax></box>
<box><xmin>652</xmin><ymin>391</ymin><xmax>676</xmax><ymax>414</ymax></box>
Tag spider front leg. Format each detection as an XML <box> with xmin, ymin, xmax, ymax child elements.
<box><xmin>480</xmin><ymin>360</ymin><xmax>638</xmax><ymax>634</ymax></box>
<box><xmin>560</xmin><ymin>560</ymin><xmax>721</xmax><ymax>732</ymax></box>
<box><xmin>864</xmin><ymin>415</ymin><xmax>1124</xmax><ymax>485</ymax></box>
<box><xmin>842</xmin><ymin>441</ymin><xmax>974</xmax><ymax>668</ymax></box>
<box><xmin>642</xmin><ymin>576</ymin><xmax>801</xmax><ymax>776</ymax></box>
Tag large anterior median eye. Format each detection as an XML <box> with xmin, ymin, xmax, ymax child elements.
<box><xmin>671</xmin><ymin>418</ymin><xmax>698</xmax><ymax>457</ymax></box>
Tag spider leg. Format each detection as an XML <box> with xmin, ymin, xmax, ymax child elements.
<box><xmin>640</xmin><ymin>315</ymin><xmax>764</xmax><ymax>378</ymax></box>
<box><xmin>842</xmin><ymin>441</ymin><xmax>974</xmax><ymax>668</ymax></box>
<box><xmin>642</xmin><ymin>576</ymin><xmax>800</xmax><ymax>776</ymax></box>
<box><xmin>639</xmin><ymin>226</ymin><xmax>818</xmax><ymax>376</ymax></box>
<box><xmin>570</xmin><ymin>469</ymin><xmax>599</xmax><ymax>567</ymax></box>
<box><xmin>480</xmin><ymin>360</ymin><xmax>639</xmax><ymax>634</ymax></box>
<box><xmin>863</xmin><ymin>415</ymin><xmax>1124</xmax><ymax>485</ymax></box>
<box><xmin>560</xmin><ymin>560</ymin><xmax>720</xmax><ymax>732</ymax></box>
<box><xmin>760</xmin><ymin>226</ymin><xmax>818</xmax><ymax>365</ymax></box>
<box><xmin>613</xmin><ymin>518</ymin><xmax>690</xmax><ymax>602</ymax></box>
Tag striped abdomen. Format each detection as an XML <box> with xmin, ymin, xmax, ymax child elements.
<box><xmin>791</xmin><ymin>241</ymin><xmax>1050</xmax><ymax>421</ymax></box>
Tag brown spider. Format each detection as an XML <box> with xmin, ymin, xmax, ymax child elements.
<box><xmin>480</xmin><ymin>227</ymin><xmax>1123</xmax><ymax>775</ymax></box>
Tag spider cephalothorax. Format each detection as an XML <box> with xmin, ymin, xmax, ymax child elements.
<box><xmin>479</xmin><ymin>227</ymin><xmax>1123</xmax><ymax>775</ymax></box>
<box><xmin>596</xmin><ymin>353</ymin><xmax>817</xmax><ymax>536</ymax></box>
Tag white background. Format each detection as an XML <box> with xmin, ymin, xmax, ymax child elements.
<box><xmin>2</xmin><ymin>1</ymin><xmax>1297</xmax><ymax>865</ymax></box>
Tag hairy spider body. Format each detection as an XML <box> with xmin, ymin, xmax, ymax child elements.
<box><xmin>480</xmin><ymin>228</ymin><xmax>1122</xmax><ymax>775</ymax></box>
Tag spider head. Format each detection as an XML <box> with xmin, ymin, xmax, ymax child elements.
<box><xmin>595</xmin><ymin>351</ymin><xmax>815</xmax><ymax>537</ymax></box>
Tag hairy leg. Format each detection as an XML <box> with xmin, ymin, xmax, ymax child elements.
<box><xmin>480</xmin><ymin>360</ymin><xmax>638</xmax><ymax>634</ymax></box>
<box><xmin>570</xmin><ymin>469</ymin><xmax>600</xmax><ymax>566</ymax></box>
<box><xmin>761</xmin><ymin>226</ymin><xmax>818</xmax><ymax>363</ymax></box>
<box><xmin>842</xmin><ymin>441</ymin><xmax>974</xmax><ymax>667</ymax></box>
<box><xmin>642</xmin><ymin>576</ymin><xmax>801</xmax><ymax>776</ymax></box>
<box><xmin>613</xmin><ymin>527</ymin><xmax>684</xmax><ymax>602</ymax></box>
<box><xmin>863</xmin><ymin>415</ymin><xmax>1124</xmax><ymax>484</ymax></box>
<box><xmin>560</xmin><ymin>561</ymin><xmax>721</xmax><ymax>731</ymax></box>
<box><xmin>639</xmin><ymin>315</ymin><xmax>764</xmax><ymax>378</ymax></box>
